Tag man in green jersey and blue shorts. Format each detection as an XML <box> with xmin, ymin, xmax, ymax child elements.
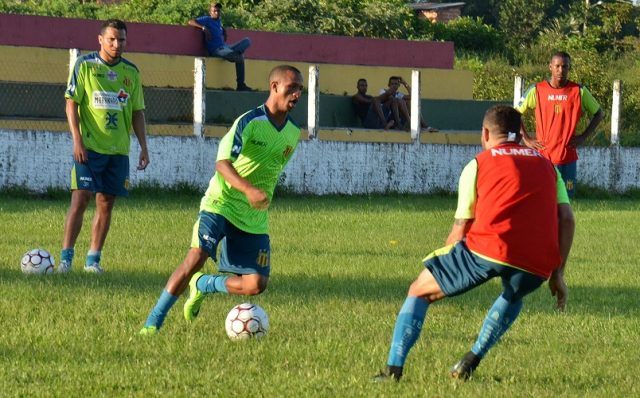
<box><xmin>58</xmin><ymin>19</ymin><xmax>150</xmax><ymax>274</ymax></box>
<box><xmin>140</xmin><ymin>65</ymin><xmax>303</xmax><ymax>335</ymax></box>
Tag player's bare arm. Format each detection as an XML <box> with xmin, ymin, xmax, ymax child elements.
<box><xmin>519</xmin><ymin>121</ymin><xmax>544</xmax><ymax>150</ymax></box>
<box><xmin>569</xmin><ymin>108</ymin><xmax>605</xmax><ymax>148</ymax></box>
<box><xmin>132</xmin><ymin>110</ymin><xmax>150</xmax><ymax>170</ymax></box>
<box><xmin>352</xmin><ymin>93</ymin><xmax>373</xmax><ymax>105</ymax></box>
<box><xmin>65</xmin><ymin>99</ymin><xmax>87</xmax><ymax>164</ymax></box>
<box><xmin>445</xmin><ymin>218</ymin><xmax>473</xmax><ymax>245</ymax></box>
<box><xmin>399</xmin><ymin>78</ymin><xmax>411</xmax><ymax>100</ymax></box>
<box><xmin>216</xmin><ymin>159</ymin><xmax>269</xmax><ymax>209</ymax></box>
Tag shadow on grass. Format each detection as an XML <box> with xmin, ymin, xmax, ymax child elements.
<box><xmin>3</xmin><ymin>266</ymin><xmax>636</xmax><ymax>318</ymax></box>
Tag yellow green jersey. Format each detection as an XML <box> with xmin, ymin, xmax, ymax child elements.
<box><xmin>65</xmin><ymin>52</ymin><xmax>145</xmax><ymax>155</ymax></box>
<box><xmin>200</xmin><ymin>104</ymin><xmax>300</xmax><ymax>234</ymax></box>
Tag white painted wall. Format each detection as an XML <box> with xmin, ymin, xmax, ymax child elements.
<box><xmin>1</xmin><ymin>129</ymin><xmax>639</xmax><ymax>194</ymax></box>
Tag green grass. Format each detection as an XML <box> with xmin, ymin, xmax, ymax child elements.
<box><xmin>1</xmin><ymin>191</ymin><xmax>639</xmax><ymax>397</ymax></box>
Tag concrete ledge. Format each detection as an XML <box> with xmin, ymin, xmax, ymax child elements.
<box><xmin>421</xmin><ymin>131</ymin><xmax>479</xmax><ymax>145</ymax></box>
<box><xmin>0</xmin><ymin>119</ymin><xmax>478</xmax><ymax>144</ymax></box>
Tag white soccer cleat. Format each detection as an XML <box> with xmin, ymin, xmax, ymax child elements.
<box><xmin>56</xmin><ymin>260</ymin><xmax>72</xmax><ymax>273</ymax></box>
<box><xmin>83</xmin><ymin>263</ymin><xmax>104</xmax><ymax>274</ymax></box>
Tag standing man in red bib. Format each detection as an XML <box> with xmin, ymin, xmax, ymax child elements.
<box><xmin>516</xmin><ymin>51</ymin><xmax>604</xmax><ymax>197</ymax></box>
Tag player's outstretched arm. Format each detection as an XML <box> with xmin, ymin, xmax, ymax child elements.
<box><xmin>216</xmin><ymin>159</ymin><xmax>269</xmax><ymax>209</ymax></box>
<box><xmin>549</xmin><ymin>203</ymin><xmax>575</xmax><ymax>311</ymax></box>
<box><xmin>132</xmin><ymin>110</ymin><xmax>150</xmax><ymax>170</ymax></box>
<box><xmin>520</xmin><ymin>121</ymin><xmax>544</xmax><ymax>150</ymax></box>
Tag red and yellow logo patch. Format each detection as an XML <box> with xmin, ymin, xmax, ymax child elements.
<box><xmin>282</xmin><ymin>145</ymin><xmax>293</xmax><ymax>158</ymax></box>
<box><xmin>256</xmin><ymin>250</ymin><xmax>270</xmax><ymax>268</ymax></box>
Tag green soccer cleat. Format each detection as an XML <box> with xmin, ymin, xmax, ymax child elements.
<box><xmin>183</xmin><ymin>271</ymin><xmax>206</xmax><ymax>322</ymax></box>
<box><xmin>139</xmin><ymin>326</ymin><xmax>158</xmax><ymax>336</ymax></box>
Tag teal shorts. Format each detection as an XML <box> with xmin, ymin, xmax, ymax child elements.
<box><xmin>71</xmin><ymin>150</ymin><xmax>129</xmax><ymax>197</ymax></box>
<box><xmin>422</xmin><ymin>240</ymin><xmax>545</xmax><ymax>302</ymax></box>
<box><xmin>190</xmin><ymin>211</ymin><xmax>271</xmax><ymax>276</ymax></box>
<box><xmin>556</xmin><ymin>161</ymin><xmax>576</xmax><ymax>198</ymax></box>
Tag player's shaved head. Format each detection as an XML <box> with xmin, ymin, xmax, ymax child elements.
<box><xmin>483</xmin><ymin>105</ymin><xmax>522</xmax><ymax>141</ymax></box>
<box><xmin>269</xmin><ymin>65</ymin><xmax>302</xmax><ymax>85</ymax></box>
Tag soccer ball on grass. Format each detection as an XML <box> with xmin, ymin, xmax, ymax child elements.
<box><xmin>20</xmin><ymin>248</ymin><xmax>55</xmax><ymax>274</ymax></box>
<box><xmin>225</xmin><ymin>303</ymin><xmax>269</xmax><ymax>340</ymax></box>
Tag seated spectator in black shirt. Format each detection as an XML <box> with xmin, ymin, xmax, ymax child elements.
<box><xmin>352</xmin><ymin>78</ymin><xmax>395</xmax><ymax>130</ymax></box>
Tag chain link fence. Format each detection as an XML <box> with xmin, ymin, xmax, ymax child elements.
<box><xmin>0</xmin><ymin>48</ymin><xmax>195</xmax><ymax>132</ymax></box>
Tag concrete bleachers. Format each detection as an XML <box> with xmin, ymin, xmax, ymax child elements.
<box><xmin>0</xmin><ymin>45</ymin><xmax>473</xmax><ymax>99</ymax></box>
<box><xmin>0</xmin><ymin>14</ymin><xmax>488</xmax><ymax>144</ymax></box>
<box><xmin>0</xmin><ymin>81</ymin><xmax>500</xmax><ymax>129</ymax></box>
<box><xmin>0</xmin><ymin>13</ymin><xmax>472</xmax><ymax>98</ymax></box>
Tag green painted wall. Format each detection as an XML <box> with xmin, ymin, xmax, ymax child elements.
<box><xmin>0</xmin><ymin>82</ymin><xmax>504</xmax><ymax>130</ymax></box>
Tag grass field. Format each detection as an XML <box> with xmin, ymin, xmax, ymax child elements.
<box><xmin>1</xmin><ymin>190</ymin><xmax>639</xmax><ymax>397</ymax></box>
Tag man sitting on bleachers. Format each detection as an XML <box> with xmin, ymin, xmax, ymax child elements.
<box><xmin>352</xmin><ymin>78</ymin><xmax>396</xmax><ymax>130</ymax></box>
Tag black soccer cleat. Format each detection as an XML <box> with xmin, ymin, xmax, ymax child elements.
<box><xmin>450</xmin><ymin>351</ymin><xmax>481</xmax><ymax>381</ymax></box>
<box><xmin>372</xmin><ymin>366</ymin><xmax>403</xmax><ymax>383</ymax></box>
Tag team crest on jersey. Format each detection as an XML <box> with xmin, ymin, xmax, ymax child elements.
<box><xmin>565</xmin><ymin>179</ymin><xmax>574</xmax><ymax>191</ymax></box>
<box><xmin>117</xmin><ymin>89</ymin><xmax>129</xmax><ymax>104</ymax></box>
<box><xmin>256</xmin><ymin>250</ymin><xmax>270</xmax><ymax>268</ymax></box>
<box><xmin>283</xmin><ymin>145</ymin><xmax>293</xmax><ymax>158</ymax></box>
<box><xmin>123</xmin><ymin>77</ymin><xmax>132</xmax><ymax>87</ymax></box>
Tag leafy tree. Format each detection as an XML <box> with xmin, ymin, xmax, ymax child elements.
<box><xmin>455</xmin><ymin>53</ymin><xmax>515</xmax><ymax>100</ymax></box>
<box><xmin>244</xmin><ymin>0</ymin><xmax>413</xmax><ymax>38</ymax></box>
<box><xmin>427</xmin><ymin>16</ymin><xmax>505</xmax><ymax>54</ymax></box>
<box><xmin>498</xmin><ymin>0</ymin><xmax>554</xmax><ymax>55</ymax></box>
<box><xmin>94</xmin><ymin>0</ymin><xmax>207</xmax><ymax>24</ymax></box>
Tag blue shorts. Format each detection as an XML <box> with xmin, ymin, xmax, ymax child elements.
<box><xmin>556</xmin><ymin>162</ymin><xmax>576</xmax><ymax>198</ymax></box>
<box><xmin>71</xmin><ymin>150</ymin><xmax>129</xmax><ymax>197</ymax></box>
<box><xmin>190</xmin><ymin>211</ymin><xmax>271</xmax><ymax>277</ymax></box>
<box><xmin>423</xmin><ymin>241</ymin><xmax>545</xmax><ymax>302</ymax></box>
<box><xmin>362</xmin><ymin>104</ymin><xmax>392</xmax><ymax>129</ymax></box>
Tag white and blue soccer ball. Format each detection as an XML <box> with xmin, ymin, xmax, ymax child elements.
<box><xmin>20</xmin><ymin>248</ymin><xmax>55</xmax><ymax>274</ymax></box>
<box><xmin>225</xmin><ymin>303</ymin><xmax>269</xmax><ymax>340</ymax></box>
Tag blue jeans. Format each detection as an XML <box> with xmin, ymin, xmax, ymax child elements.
<box><xmin>210</xmin><ymin>38</ymin><xmax>251</xmax><ymax>86</ymax></box>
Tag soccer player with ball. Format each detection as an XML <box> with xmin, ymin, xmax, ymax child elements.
<box><xmin>140</xmin><ymin>65</ymin><xmax>304</xmax><ymax>335</ymax></box>
<box><xmin>375</xmin><ymin>105</ymin><xmax>575</xmax><ymax>382</ymax></box>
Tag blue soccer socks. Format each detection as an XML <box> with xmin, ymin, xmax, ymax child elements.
<box><xmin>61</xmin><ymin>248</ymin><xmax>75</xmax><ymax>263</ymax></box>
<box><xmin>387</xmin><ymin>296</ymin><xmax>429</xmax><ymax>367</ymax></box>
<box><xmin>144</xmin><ymin>289</ymin><xmax>178</xmax><ymax>329</ymax></box>
<box><xmin>196</xmin><ymin>274</ymin><xmax>229</xmax><ymax>294</ymax></box>
<box><xmin>471</xmin><ymin>295</ymin><xmax>523</xmax><ymax>358</ymax></box>
<box><xmin>86</xmin><ymin>250</ymin><xmax>101</xmax><ymax>266</ymax></box>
